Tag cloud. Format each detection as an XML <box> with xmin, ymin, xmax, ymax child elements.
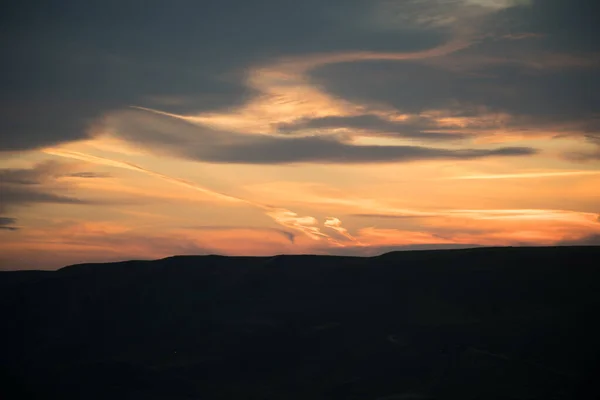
<box><xmin>0</xmin><ymin>217</ymin><xmax>19</xmax><ymax>231</ymax></box>
<box><xmin>42</xmin><ymin>149</ymin><xmax>254</xmax><ymax>205</ymax></box>
<box><xmin>1</xmin><ymin>0</ymin><xmax>549</xmax><ymax>153</ymax></box>
<box><xmin>351</xmin><ymin>213</ymin><xmax>429</xmax><ymax>219</ymax></box>
<box><xmin>0</xmin><ymin>160</ymin><xmax>110</xmax><ymax>185</ymax></box>
<box><xmin>1</xmin><ymin>187</ymin><xmax>89</xmax><ymax>211</ymax></box>
<box><xmin>0</xmin><ymin>160</ymin><xmax>74</xmax><ymax>185</ymax></box>
<box><xmin>106</xmin><ymin>108</ymin><xmax>536</xmax><ymax>164</ymax></box>
<box><xmin>311</xmin><ymin>61</ymin><xmax>600</xmax><ymax>123</ymax></box>
<box><xmin>67</xmin><ymin>172</ymin><xmax>112</xmax><ymax>178</ymax></box>
<box><xmin>44</xmin><ymin>149</ymin><xmax>341</xmax><ymax>242</ymax></box>
<box><xmin>276</xmin><ymin>114</ymin><xmax>470</xmax><ymax>141</ymax></box>
<box><xmin>0</xmin><ymin>217</ymin><xmax>16</xmax><ymax>225</ymax></box>
<box><xmin>348</xmin><ymin>209</ymin><xmax>600</xmax><ymax>248</ymax></box>
<box><xmin>0</xmin><ymin>226</ymin><xmax>219</xmax><ymax>270</ymax></box>
<box><xmin>324</xmin><ymin>217</ymin><xmax>358</xmax><ymax>242</ymax></box>
<box><xmin>186</xmin><ymin>226</ymin><xmax>296</xmax><ymax>244</ymax></box>
<box><xmin>1</xmin><ymin>0</ymin><xmax>451</xmax><ymax>151</ymax></box>
<box><xmin>3</xmin><ymin>0</ymin><xmax>594</xmax><ymax>154</ymax></box>
<box><xmin>1</xmin><ymin>0</ymin><xmax>541</xmax><ymax>152</ymax></box>
<box><xmin>0</xmin><ymin>161</ymin><xmax>101</xmax><ymax>213</ymax></box>
<box><xmin>299</xmin><ymin>1</ymin><xmax>599</xmax><ymax>149</ymax></box>
<box><xmin>557</xmin><ymin>234</ymin><xmax>600</xmax><ymax>246</ymax></box>
<box><xmin>523</xmin><ymin>0</ymin><xmax>600</xmax><ymax>53</ymax></box>
<box><xmin>367</xmin><ymin>0</ymin><xmax>527</xmax><ymax>32</ymax></box>
<box><xmin>444</xmin><ymin>170</ymin><xmax>600</xmax><ymax>180</ymax></box>
<box><xmin>351</xmin><ymin>209</ymin><xmax>600</xmax><ymax>224</ymax></box>
<box><xmin>502</xmin><ymin>32</ymin><xmax>544</xmax><ymax>40</ymax></box>
<box><xmin>196</xmin><ymin>134</ymin><xmax>535</xmax><ymax>164</ymax></box>
<box><xmin>565</xmin><ymin>134</ymin><xmax>600</xmax><ymax>161</ymax></box>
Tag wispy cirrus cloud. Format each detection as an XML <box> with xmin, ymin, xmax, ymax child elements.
<box><xmin>43</xmin><ymin>149</ymin><xmax>345</xmax><ymax>243</ymax></box>
<box><xmin>444</xmin><ymin>170</ymin><xmax>600</xmax><ymax>180</ymax></box>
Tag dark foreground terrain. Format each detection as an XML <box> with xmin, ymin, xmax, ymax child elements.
<box><xmin>1</xmin><ymin>246</ymin><xmax>600</xmax><ymax>399</ymax></box>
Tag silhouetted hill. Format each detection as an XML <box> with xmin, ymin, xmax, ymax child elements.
<box><xmin>2</xmin><ymin>247</ymin><xmax>600</xmax><ymax>399</ymax></box>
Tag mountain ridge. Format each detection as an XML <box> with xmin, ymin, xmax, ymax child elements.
<box><xmin>2</xmin><ymin>246</ymin><xmax>599</xmax><ymax>399</ymax></box>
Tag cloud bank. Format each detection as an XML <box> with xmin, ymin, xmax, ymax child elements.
<box><xmin>104</xmin><ymin>108</ymin><xmax>536</xmax><ymax>164</ymax></box>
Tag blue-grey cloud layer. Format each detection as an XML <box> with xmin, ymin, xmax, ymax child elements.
<box><xmin>0</xmin><ymin>0</ymin><xmax>442</xmax><ymax>151</ymax></box>
<box><xmin>307</xmin><ymin>0</ymin><xmax>599</xmax><ymax>141</ymax></box>
<box><xmin>1</xmin><ymin>0</ymin><xmax>598</xmax><ymax>160</ymax></box>
<box><xmin>310</xmin><ymin>62</ymin><xmax>599</xmax><ymax>122</ymax></box>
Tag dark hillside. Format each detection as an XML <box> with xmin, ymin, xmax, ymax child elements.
<box><xmin>1</xmin><ymin>247</ymin><xmax>599</xmax><ymax>399</ymax></box>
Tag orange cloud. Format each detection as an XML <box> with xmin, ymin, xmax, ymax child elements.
<box><xmin>42</xmin><ymin>149</ymin><xmax>347</xmax><ymax>244</ymax></box>
<box><xmin>181</xmin><ymin>37</ymin><xmax>471</xmax><ymax>135</ymax></box>
<box><xmin>324</xmin><ymin>217</ymin><xmax>359</xmax><ymax>243</ymax></box>
<box><xmin>445</xmin><ymin>170</ymin><xmax>600</xmax><ymax>180</ymax></box>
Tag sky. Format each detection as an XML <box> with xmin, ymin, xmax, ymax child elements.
<box><xmin>1</xmin><ymin>0</ymin><xmax>600</xmax><ymax>269</ymax></box>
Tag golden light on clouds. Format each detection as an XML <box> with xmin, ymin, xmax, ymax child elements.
<box><xmin>1</xmin><ymin>0</ymin><xmax>599</xmax><ymax>270</ymax></box>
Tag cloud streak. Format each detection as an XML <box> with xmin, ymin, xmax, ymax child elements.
<box><xmin>185</xmin><ymin>225</ymin><xmax>296</xmax><ymax>244</ymax></box>
<box><xmin>353</xmin><ymin>209</ymin><xmax>600</xmax><ymax>224</ymax></box>
<box><xmin>43</xmin><ymin>149</ymin><xmax>343</xmax><ymax>243</ymax></box>
<box><xmin>445</xmin><ymin>170</ymin><xmax>600</xmax><ymax>180</ymax></box>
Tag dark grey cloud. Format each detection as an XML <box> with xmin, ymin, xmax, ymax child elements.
<box><xmin>311</xmin><ymin>61</ymin><xmax>599</xmax><ymax>123</ymax></box>
<box><xmin>0</xmin><ymin>161</ymin><xmax>100</xmax><ymax>213</ymax></box>
<box><xmin>307</xmin><ymin>0</ymin><xmax>600</xmax><ymax>139</ymax></box>
<box><xmin>0</xmin><ymin>217</ymin><xmax>19</xmax><ymax>231</ymax></box>
<box><xmin>195</xmin><ymin>135</ymin><xmax>534</xmax><ymax>164</ymax></box>
<box><xmin>3</xmin><ymin>0</ymin><xmax>593</xmax><ymax>154</ymax></box>
<box><xmin>1</xmin><ymin>160</ymin><xmax>67</xmax><ymax>185</ymax></box>
<box><xmin>276</xmin><ymin>114</ymin><xmax>470</xmax><ymax>141</ymax></box>
<box><xmin>0</xmin><ymin>217</ymin><xmax>17</xmax><ymax>225</ymax></box>
<box><xmin>1</xmin><ymin>187</ymin><xmax>89</xmax><ymax>209</ymax></box>
<box><xmin>514</xmin><ymin>0</ymin><xmax>600</xmax><ymax>53</ymax></box>
<box><xmin>1</xmin><ymin>0</ymin><xmax>444</xmax><ymax>151</ymax></box>
<box><xmin>0</xmin><ymin>161</ymin><xmax>106</xmax><ymax>184</ymax></box>
<box><xmin>112</xmin><ymin>110</ymin><xmax>536</xmax><ymax>164</ymax></box>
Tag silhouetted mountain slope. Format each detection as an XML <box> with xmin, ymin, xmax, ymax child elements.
<box><xmin>2</xmin><ymin>247</ymin><xmax>600</xmax><ymax>399</ymax></box>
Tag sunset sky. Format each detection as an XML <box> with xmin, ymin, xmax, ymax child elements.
<box><xmin>1</xmin><ymin>0</ymin><xmax>599</xmax><ymax>269</ymax></box>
